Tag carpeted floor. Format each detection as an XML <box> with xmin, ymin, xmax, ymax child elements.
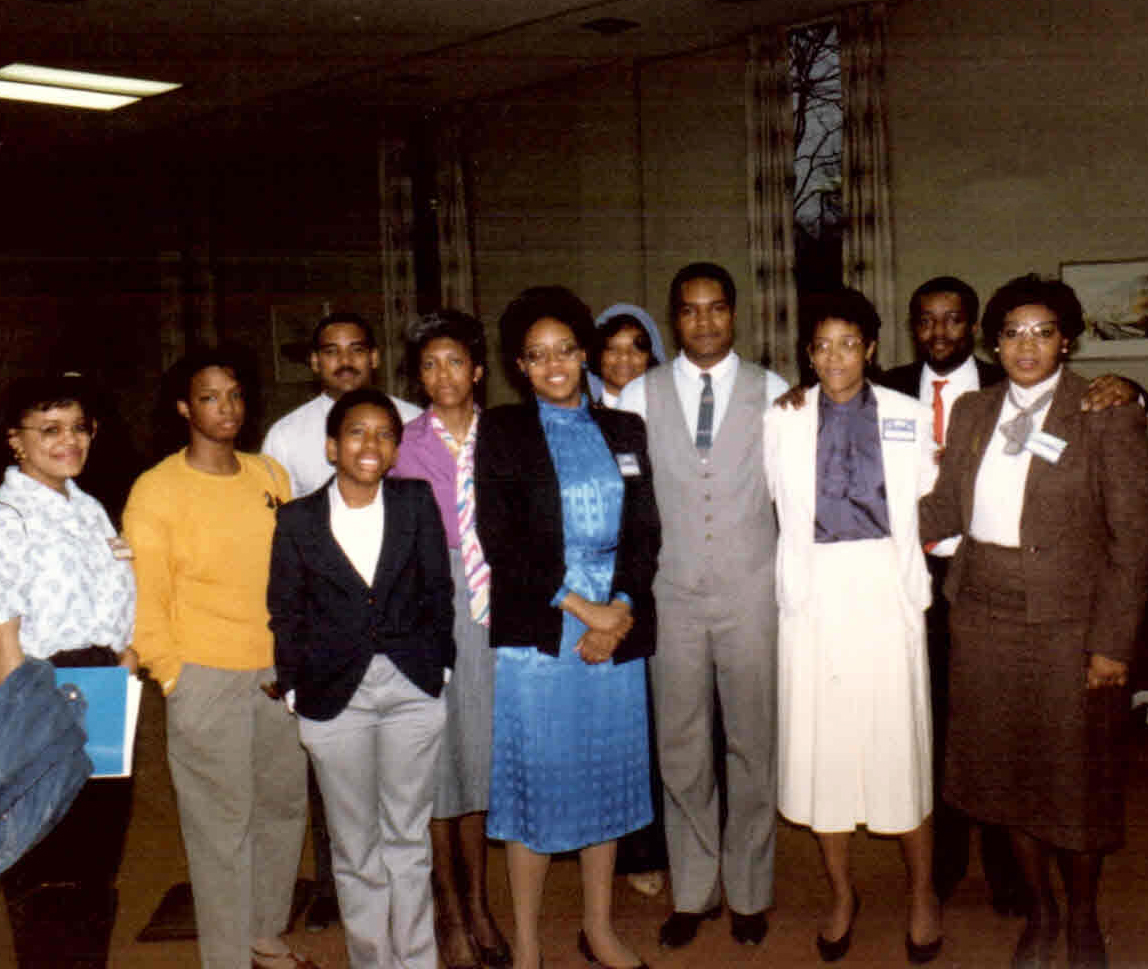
<box><xmin>4</xmin><ymin>679</ymin><xmax>1148</xmax><ymax>968</ymax></box>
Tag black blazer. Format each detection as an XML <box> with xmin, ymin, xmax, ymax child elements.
<box><xmin>475</xmin><ymin>402</ymin><xmax>660</xmax><ymax>663</ymax></box>
<box><xmin>268</xmin><ymin>477</ymin><xmax>455</xmax><ymax>721</ymax></box>
<box><xmin>880</xmin><ymin>357</ymin><xmax>1005</xmax><ymax>398</ymax></box>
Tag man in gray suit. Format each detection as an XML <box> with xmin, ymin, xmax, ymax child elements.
<box><xmin>618</xmin><ymin>263</ymin><xmax>788</xmax><ymax>949</ymax></box>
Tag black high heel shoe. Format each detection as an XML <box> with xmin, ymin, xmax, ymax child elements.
<box><xmin>577</xmin><ymin>930</ymin><xmax>649</xmax><ymax>969</ymax></box>
<box><xmin>816</xmin><ymin>891</ymin><xmax>860</xmax><ymax>963</ymax></box>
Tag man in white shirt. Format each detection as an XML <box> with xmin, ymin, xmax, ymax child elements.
<box><xmin>619</xmin><ymin>263</ymin><xmax>787</xmax><ymax>950</ymax></box>
<box><xmin>263</xmin><ymin>312</ymin><xmax>421</xmax><ymax>499</ymax></box>
<box><xmin>262</xmin><ymin>310</ymin><xmax>419</xmax><ymax>930</ymax></box>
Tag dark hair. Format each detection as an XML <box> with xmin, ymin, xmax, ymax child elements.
<box><xmin>908</xmin><ymin>276</ymin><xmax>980</xmax><ymax>328</ymax></box>
<box><xmin>798</xmin><ymin>288</ymin><xmax>883</xmax><ymax>349</ymax></box>
<box><xmin>498</xmin><ymin>286</ymin><xmax>596</xmax><ymax>395</ymax></box>
<box><xmin>166</xmin><ymin>344</ymin><xmax>251</xmax><ymax>405</ymax></box>
<box><xmin>4</xmin><ymin>372</ymin><xmax>93</xmax><ymax>466</ymax></box>
<box><xmin>668</xmin><ymin>262</ymin><xmax>737</xmax><ymax>317</ymax></box>
<box><xmin>980</xmin><ymin>274</ymin><xmax>1085</xmax><ymax>348</ymax></box>
<box><xmin>325</xmin><ymin>387</ymin><xmax>404</xmax><ymax>447</ymax></box>
<box><xmin>312</xmin><ymin>311</ymin><xmax>376</xmax><ymax>351</ymax></box>
<box><xmin>405</xmin><ymin>309</ymin><xmax>488</xmax><ymax>405</ymax></box>
<box><xmin>589</xmin><ymin>315</ymin><xmax>657</xmax><ymax>377</ymax></box>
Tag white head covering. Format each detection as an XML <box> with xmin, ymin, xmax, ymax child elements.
<box><xmin>590</xmin><ymin>302</ymin><xmax>667</xmax><ymax>401</ymax></box>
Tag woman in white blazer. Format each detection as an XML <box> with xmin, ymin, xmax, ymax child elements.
<box><xmin>764</xmin><ymin>290</ymin><xmax>942</xmax><ymax>964</ymax></box>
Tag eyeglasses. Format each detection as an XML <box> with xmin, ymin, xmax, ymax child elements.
<box><xmin>522</xmin><ymin>343</ymin><xmax>581</xmax><ymax>367</ymax></box>
<box><xmin>810</xmin><ymin>336</ymin><xmax>866</xmax><ymax>356</ymax></box>
<box><xmin>19</xmin><ymin>422</ymin><xmax>95</xmax><ymax>442</ymax></box>
<box><xmin>999</xmin><ymin>322</ymin><xmax>1059</xmax><ymax>343</ymax></box>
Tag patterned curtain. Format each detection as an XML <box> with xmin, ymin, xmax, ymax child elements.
<box><xmin>434</xmin><ymin>116</ymin><xmax>476</xmax><ymax>316</ymax></box>
<box><xmin>840</xmin><ymin>2</ymin><xmax>898</xmax><ymax>365</ymax></box>
<box><xmin>377</xmin><ymin>135</ymin><xmax>417</xmax><ymax>396</ymax></box>
<box><xmin>746</xmin><ymin>30</ymin><xmax>800</xmax><ymax>382</ymax></box>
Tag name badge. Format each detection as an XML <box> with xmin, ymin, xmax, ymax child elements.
<box><xmin>616</xmin><ymin>453</ymin><xmax>641</xmax><ymax>477</ymax></box>
<box><xmin>1026</xmin><ymin>431</ymin><xmax>1067</xmax><ymax>464</ymax></box>
<box><xmin>881</xmin><ymin>418</ymin><xmax>916</xmax><ymax>442</ymax></box>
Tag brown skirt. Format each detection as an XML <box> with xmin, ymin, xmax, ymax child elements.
<box><xmin>943</xmin><ymin>540</ymin><xmax>1128</xmax><ymax>852</ymax></box>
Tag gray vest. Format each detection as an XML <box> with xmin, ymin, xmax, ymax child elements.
<box><xmin>646</xmin><ymin>359</ymin><xmax>778</xmax><ymax>596</ymax></box>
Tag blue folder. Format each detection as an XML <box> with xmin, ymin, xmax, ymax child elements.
<box><xmin>52</xmin><ymin>667</ymin><xmax>142</xmax><ymax>778</ymax></box>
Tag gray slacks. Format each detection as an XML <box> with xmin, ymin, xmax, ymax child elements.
<box><xmin>650</xmin><ymin>576</ymin><xmax>778</xmax><ymax>916</ymax></box>
<box><xmin>299</xmin><ymin>654</ymin><xmax>445</xmax><ymax>969</ymax></box>
<box><xmin>166</xmin><ymin>663</ymin><xmax>308</xmax><ymax>969</ymax></box>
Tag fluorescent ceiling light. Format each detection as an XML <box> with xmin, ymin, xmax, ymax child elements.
<box><xmin>0</xmin><ymin>79</ymin><xmax>138</xmax><ymax>111</ymax></box>
<box><xmin>0</xmin><ymin>63</ymin><xmax>180</xmax><ymax>97</ymax></box>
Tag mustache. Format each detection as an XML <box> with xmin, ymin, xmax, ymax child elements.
<box><xmin>334</xmin><ymin>366</ymin><xmax>362</xmax><ymax>377</ymax></box>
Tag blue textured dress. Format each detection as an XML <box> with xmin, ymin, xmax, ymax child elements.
<box><xmin>486</xmin><ymin>399</ymin><xmax>653</xmax><ymax>853</ymax></box>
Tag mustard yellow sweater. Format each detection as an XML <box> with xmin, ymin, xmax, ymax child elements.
<box><xmin>123</xmin><ymin>449</ymin><xmax>291</xmax><ymax>694</ymax></box>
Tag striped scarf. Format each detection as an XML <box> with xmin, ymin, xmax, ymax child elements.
<box><xmin>430</xmin><ymin>408</ymin><xmax>490</xmax><ymax>627</ymax></box>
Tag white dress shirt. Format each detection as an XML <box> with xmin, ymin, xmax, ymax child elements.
<box><xmin>618</xmin><ymin>351</ymin><xmax>789</xmax><ymax>436</ymax></box>
<box><xmin>920</xmin><ymin>354</ymin><xmax>982</xmax><ymax>557</ymax></box>
<box><xmin>263</xmin><ymin>392</ymin><xmax>421</xmax><ymax>499</ymax></box>
<box><xmin>969</xmin><ymin>368</ymin><xmax>1061</xmax><ymax>548</ymax></box>
<box><xmin>328</xmin><ymin>479</ymin><xmax>385</xmax><ymax>586</ymax></box>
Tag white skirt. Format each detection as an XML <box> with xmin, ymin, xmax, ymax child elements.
<box><xmin>778</xmin><ymin>538</ymin><xmax>932</xmax><ymax>834</ymax></box>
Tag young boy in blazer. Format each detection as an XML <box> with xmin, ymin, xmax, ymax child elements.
<box><xmin>268</xmin><ymin>387</ymin><xmax>455</xmax><ymax>969</ymax></box>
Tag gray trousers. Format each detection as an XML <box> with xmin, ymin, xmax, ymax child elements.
<box><xmin>166</xmin><ymin>663</ymin><xmax>308</xmax><ymax>969</ymax></box>
<box><xmin>299</xmin><ymin>655</ymin><xmax>445</xmax><ymax>969</ymax></box>
<box><xmin>650</xmin><ymin>578</ymin><xmax>778</xmax><ymax>916</ymax></box>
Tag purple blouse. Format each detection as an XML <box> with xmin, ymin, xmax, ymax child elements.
<box><xmin>390</xmin><ymin>410</ymin><xmax>462</xmax><ymax>548</ymax></box>
<box><xmin>814</xmin><ymin>382</ymin><xmax>891</xmax><ymax>543</ymax></box>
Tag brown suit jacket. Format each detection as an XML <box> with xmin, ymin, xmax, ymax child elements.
<box><xmin>919</xmin><ymin>368</ymin><xmax>1148</xmax><ymax>663</ymax></box>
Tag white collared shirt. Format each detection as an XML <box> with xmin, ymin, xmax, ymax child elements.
<box><xmin>0</xmin><ymin>467</ymin><xmax>136</xmax><ymax>659</ymax></box>
<box><xmin>920</xmin><ymin>355</ymin><xmax>982</xmax><ymax>557</ymax></box>
<box><xmin>263</xmin><ymin>392</ymin><xmax>422</xmax><ymax>499</ymax></box>
<box><xmin>970</xmin><ymin>368</ymin><xmax>1062</xmax><ymax>548</ymax></box>
<box><xmin>328</xmin><ymin>479</ymin><xmax>385</xmax><ymax>586</ymax></box>
<box><xmin>618</xmin><ymin>351</ymin><xmax>788</xmax><ymax>438</ymax></box>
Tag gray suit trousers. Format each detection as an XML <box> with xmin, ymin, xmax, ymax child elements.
<box><xmin>651</xmin><ymin>577</ymin><xmax>778</xmax><ymax>916</ymax></box>
<box><xmin>300</xmin><ymin>654</ymin><xmax>445</xmax><ymax>969</ymax></box>
<box><xmin>166</xmin><ymin>663</ymin><xmax>308</xmax><ymax>969</ymax></box>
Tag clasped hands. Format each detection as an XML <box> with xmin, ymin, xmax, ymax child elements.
<box><xmin>560</xmin><ymin>593</ymin><xmax>634</xmax><ymax>665</ymax></box>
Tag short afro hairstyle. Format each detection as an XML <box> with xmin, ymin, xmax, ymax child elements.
<box><xmin>497</xmin><ymin>286</ymin><xmax>595</xmax><ymax>395</ymax></box>
<box><xmin>980</xmin><ymin>274</ymin><xmax>1085</xmax><ymax>348</ymax></box>
<box><xmin>325</xmin><ymin>387</ymin><xmax>404</xmax><ymax>447</ymax></box>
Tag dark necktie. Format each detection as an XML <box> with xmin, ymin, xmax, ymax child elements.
<box><xmin>696</xmin><ymin>372</ymin><xmax>714</xmax><ymax>451</ymax></box>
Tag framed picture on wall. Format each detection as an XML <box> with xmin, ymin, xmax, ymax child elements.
<box><xmin>1060</xmin><ymin>258</ymin><xmax>1148</xmax><ymax>360</ymax></box>
<box><xmin>271</xmin><ymin>301</ymin><xmax>332</xmax><ymax>383</ymax></box>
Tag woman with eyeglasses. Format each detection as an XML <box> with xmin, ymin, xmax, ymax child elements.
<box><xmin>391</xmin><ymin>310</ymin><xmax>510</xmax><ymax>969</ymax></box>
<box><xmin>920</xmin><ymin>275</ymin><xmax>1148</xmax><ymax>969</ymax></box>
<box><xmin>0</xmin><ymin>372</ymin><xmax>137</xmax><ymax>967</ymax></box>
<box><xmin>475</xmin><ymin>286</ymin><xmax>660</xmax><ymax>969</ymax></box>
<box><xmin>764</xmin><ymin>289</ymin><xmax>943</xmax><ymax>963</ymax></box>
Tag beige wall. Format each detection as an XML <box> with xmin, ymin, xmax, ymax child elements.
<box><xmin>887</xmin><ymin>0</ymin><xmax>1148</xmax><ymax>381</ymax></box>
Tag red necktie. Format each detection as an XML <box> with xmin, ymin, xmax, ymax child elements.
<box><xmin>931</xmin><ymin>379</ymin><xmax>949</xmax><ymax>446</ymax></box>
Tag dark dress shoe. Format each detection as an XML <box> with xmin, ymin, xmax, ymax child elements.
<box><xmin>906</xmin><ymin>932</ymin><xmax>944</xmax><ymax>965</ymax></box>
<box><xmin>577</xmin><ymin>930</ymin><xmax>649</xmax><ymax>969</ymax></box>
<box><xmin>730</xmin><ymin>910</ymin><xmax>768</xmax><ymax>945</ymax></box>
<box><xmin>1066</xmin><ymin>917</ymin><xmax>1106</xmax><ymax>969</ymax></box>
<box><xmin>473</xmin><ymin>931</ymin><xmax>512</xmax><ymax>968</ymax></box>
<box><xmin>816</xmin><ymin>892</ymin><xmax>860</xmax><ymax>962</ymax></box>
<box><xmin>304</xmin><ymin>893</ymin><xmax>340</xmax><ymax>932</ymax></box>
<box><xmin>658</xmin><ymin>906</ymin><xmax>721</xmax><ymax>948</ymax></box>
<box><xmin>1013</xmin><ymin>905</ymin><xmax>1060</xmax><ymax>969</ymax></box>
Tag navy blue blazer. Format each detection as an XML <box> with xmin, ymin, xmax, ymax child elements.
<box><xmin>268</xmin><ymin>477</ymin><xmax>455</xmax><ymax>721</ymax></box>
<box><xmin>475</xmin><ymin>401</ymin><xmax>660</xmax><ymax>662</ymax></box>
